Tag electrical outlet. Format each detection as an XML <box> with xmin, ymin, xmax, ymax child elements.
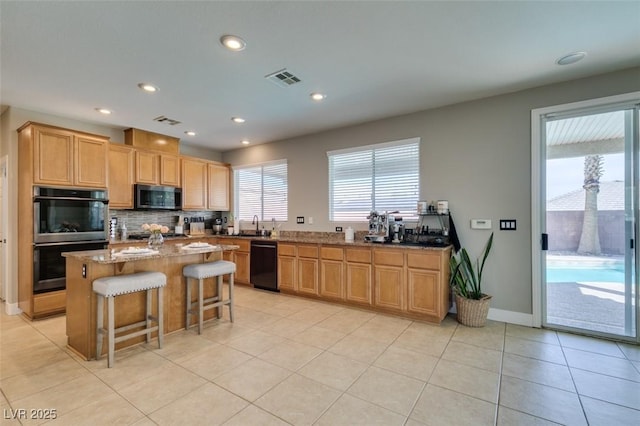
<box><xmin>500</xmin><ymin>219</ymin><xmax>517</xmax><ymax>230</ymax></box>
<box><xmin>309</xmin><ymin>217</ymin><xmax>314</xmax><ymax>224</ymax></box>
<box><xmin>335</xmin><ymin>226</ymin><xmax>343</xmax><ymax>232</ymax></box>
<box><xmin>296</xmin><ymin>216</ymin><xmax>305</xmax><ymax>224</ymax></box>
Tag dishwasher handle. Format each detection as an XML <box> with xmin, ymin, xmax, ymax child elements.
<box><xmin>251</xmin><ymin>243</ymin><xmax>277</xmax><ymax>249</ymax></box>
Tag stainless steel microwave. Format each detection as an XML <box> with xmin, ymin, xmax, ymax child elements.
<box><xmin>134</xmin><ymin>184</ymin><xmax>182</xmax><ymax>210</ymax></box>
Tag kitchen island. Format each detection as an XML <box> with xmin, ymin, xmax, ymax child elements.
<box><xmin>63</xmin><ymin>243</ymin><xmax>238</xmax><ymax>360</ymax></box>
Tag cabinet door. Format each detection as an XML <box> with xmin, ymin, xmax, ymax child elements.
<box><xmin>33</xmin><ymin>126</ymin><xmax>74</xmax><ymax>186</ymax></box>
<box><xmin>108</xmin><ymin>144</ymin><xmax>134</xmax><ymax>208</ymax></box>
<box><xmin>160</xmin><ymin>154</ymin><xmax>181</xmax><ymax>187</ymax></box>
<box><xmin>320</xmin><ymin>259</ymin><xmax>344</xmax><ymax>300</ymax></box>
<box><xmin>135</xmin><ymin>151</ymin><xmax>159</xmax><ymax>184</ymax></box>
<box><xmin>207</xmin><ymin>163</ymin><xmax>230</xmax><ymax>211</ymax></box>
<box><xmin>181</xmin><ymin>158</ymin><xmax>208</xmax><ymax>210</ymax></box>
<box><xmin>234</xmin><ymin>251</ymin><xmax>250</xmax><ymax>284</ymax></box>
<box><xmin>346</xmin><ymin>262</ymin><xmax>372</xmax><ymax>305</ymax></box>
<box><xmin>407</xmin><ymin>268</ymin><xmax>439</xmax><ymax>317</ymax></box>
<box><xmin>298</xmin><ymin>258</ymin><xmax>318</xmax><ymax>295</ymax></box>
<box><xmin>75</xmin><ymin>135</ymin><xmax>108</xmax><ymax>188</ymax></box>
<box><xmin>278</xmin><ymin>256</ymin><xmax>297</xmax><ymax>291</ymax></box>
<box><xmin>374</xmin><ymin>265</ymin><xmax>405</xmax><ymax>311</ymax></box>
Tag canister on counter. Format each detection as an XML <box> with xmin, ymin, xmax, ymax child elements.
<box><xmin>437</xmin><ymin>200</ymin><xmax>449</xmax><ymax>214</ymax></box>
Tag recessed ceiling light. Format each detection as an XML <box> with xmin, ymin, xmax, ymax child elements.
<box><xmin>241</xmin><ymin>140</ymin><xmax>250</xmax><ymax>145</ymax></box>
<box><xmin>310</xmin><ymin>92</ymin><xmax>327</xmax><ymax>101</ymax></box>
<box><xmin>95</xmin><ymin>108</ymin><xmax>112</xmax><ymax>115</ymax></box>
<box><xmin>231</xmin><ymin>117</ymin><xmax>246</xmax><ymax>124</ymax></box>
<box><xmin>184</xmin><ymin>131</ymin><xmax>196</xmax><ymax>136</ymax></box>
<box><xmin>138</xmin><ymin>83</ymin><xmax>158</xmax><ymax>92</ymax></box>
<box><xmin>220</xmin><ymin>35</ymin><xmax>246</xmax><ymax>51</ymax></box>
<box><xmin>556</xmin><ymin>51</ymin><xmax>587</xmax><ymax>66</ymax></box>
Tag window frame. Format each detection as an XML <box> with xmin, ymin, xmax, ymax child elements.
<box><xmin>233</xmin><ymin>159</ymin><xmax>288</xmax><ymax>222</ymax></box>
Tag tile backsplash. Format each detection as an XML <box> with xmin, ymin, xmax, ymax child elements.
<box><xmin>109</xmin><ymin>210</ymin><xmax>219</xmax><ymax>234</ymax></box>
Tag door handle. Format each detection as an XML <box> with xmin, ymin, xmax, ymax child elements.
<box><xmin>541</xmin><ymin>233</ymin><xmax>548</xmax><ymax>251</ymax></box>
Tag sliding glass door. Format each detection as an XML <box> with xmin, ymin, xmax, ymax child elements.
<box><xmin>540</xmin><ymin>104</ymin><xmax>638</xmax><ymax>340</ymax></box>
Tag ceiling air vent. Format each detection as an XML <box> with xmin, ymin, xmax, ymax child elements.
<box><xmin>153</xmin><ymin>115</ymin><xmax>182</xmax><ymax>126</ymax></box>
<box><xmin>265</xmin><ymin>68</ymin><xmax>302</xmax><ymax>88</ymax></box>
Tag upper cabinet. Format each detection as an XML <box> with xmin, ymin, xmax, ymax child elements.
<box><xmin>108</xmin><ymin>144</ymin><xmax>134</xmax><ymax>209</ymax></box>
<box><xmin>208</xmin><ymin>163</ymin><xmax>229</xmax><ymax>211</ymax></box>
<box><xmin>22</xmin><ymin>123</ymin><xmax>108</xmax><ymax>188</ymax></box>
<box><xmin>181</xmin><ymin>157</ymin><xmax>208</xmax><ymax>210</ymax></box>
<box><xmin>160</xmin><ymin>154</ymin><xmax>181</xmax><ymax>186</ymax></box>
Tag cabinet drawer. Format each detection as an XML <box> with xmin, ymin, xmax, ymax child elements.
<box><xmin>297</xmin><ymin>245</ymin><xmax>318</xmax><ymax>258</ymax></box>
<box><xmin>373</xmin><ymin>249</ymin><xmax>404</xmax><ymax>267</ymax></box>
<box><xmin>407</xmin><ymin>251</ymin><xmax>441</xmax><ymax>270</ymax></box>
<box><xmin>234</xmin><ymin>239</ymin><xmax>250</xmax><ymax>252</ymax></box>
<box><xmin>278</xmin><ymin>244</ymin><xmax>296</xmax><ymax>257</ymax></box>
<box><xmin>321</xmin><ymin>246</ymin><xmax>344</xmax><ymax>261</ymax></box>
<box><xmin>346</xmin><ymin>248</ymin><xmax>371</xmax><ymax>263</ymax></box>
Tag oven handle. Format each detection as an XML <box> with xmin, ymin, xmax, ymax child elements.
<box><xmin>34</xmin><ymin>196</ymin><xmax>109</xmax><ymax>203</ymax></box>
<box><xmin>34</xmin><ymin>240</ymin><xmax>109</xmax><ymax>248</ymax></box>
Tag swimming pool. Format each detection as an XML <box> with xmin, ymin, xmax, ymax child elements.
<box><xmin>546</xmin><ymin>264</ymin><xmax>625</xmax><ymax>283</ymax></box>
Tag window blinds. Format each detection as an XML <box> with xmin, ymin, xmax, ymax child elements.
<box><xmin>234</xmin><ymin>160</ymin><xmax>288</xmax><ymax>221</ymax></box>
<box><xmin>328</xmin><ymin>138</ymin><xmax>420</xmax><ymax>221</ymax></box>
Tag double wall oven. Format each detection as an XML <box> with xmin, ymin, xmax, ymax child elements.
<box><xmin>33</xmin><ymin>187</ymin><xmax>109</xmax><ymax>294</ymax></box>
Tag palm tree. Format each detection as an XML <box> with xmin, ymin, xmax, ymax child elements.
<box><xmin>577</xmin><ymin>154</ymin><xmax>603</xmax><ymax>255</ymax></box>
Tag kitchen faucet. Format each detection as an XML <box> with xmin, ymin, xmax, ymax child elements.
<box><xmin>252</xmin><ymin>215</ymin><xmax>259</xmax><ymax>234</ymax></box>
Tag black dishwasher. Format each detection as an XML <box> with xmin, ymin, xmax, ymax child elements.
<box><xmin>250</xmin><ymin>241</ymin><xmax>278</xmax><ymax>292</ymax></box>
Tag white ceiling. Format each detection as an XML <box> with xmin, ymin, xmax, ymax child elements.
<box><xmin>2</xmin><ymin>1</ymin><xmax>639</xmax><ymax>152</ymax></box>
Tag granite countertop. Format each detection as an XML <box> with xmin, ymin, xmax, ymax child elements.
<box><xmin>109</xmin><ymin>231</ymin><xmax>451</xmax><ymax>251</ymax></box>
<box><xmin>63</xmin><ymin>243</ymin><xmax>239</xmax><ymax>264</ymax></box>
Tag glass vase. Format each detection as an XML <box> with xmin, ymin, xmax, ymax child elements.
<box><xmin>148</xmin><ymin>232</ymin><xmax>164</xmax><ymax>248</ymax></box>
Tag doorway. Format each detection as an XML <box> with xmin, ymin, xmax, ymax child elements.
<box><xmin>0</xmin><ymin>156</ymin><xmax>7</xmax><ymax>303</ymax></box>
<box><xmin>532</xmin><ymin>94</ymin><xmax>639</xmax><ymax>342</ymax></box>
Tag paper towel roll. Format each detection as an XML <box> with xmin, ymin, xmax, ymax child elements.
<box><xmin>345</xmin><ymin>227</ymin><xmax>355</xmax><ymax>242</ymax></box>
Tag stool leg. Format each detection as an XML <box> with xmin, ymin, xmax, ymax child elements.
<box><xmin>96</xmin><ymin>294</ymin><xmax>104</xmax><ymax>360</ymax></box>
<box><xmin>216</xmin><ymin>275</ymin><xmax>223</xmax><ymax>319</ymax></box>
<box><xmin>185</xmin><ymin>277</ymin><xmax>191</xmax><ymax>330</ymax></box>
<box><xmin>146</xmin><ymin>289</ymin><xmax>152</xmax><ymax>344</ymax></box>
<box><xmin>107</xmin><ymin>296</ymin><xmax>115</xmax><ymax>368</ymax></box>
<box><xmin>229</xmin><ymin>273</ymin><xmax>234</xmax><ymax>323</ymax></box>
<box><xmin>157</xmin><ymin>287</ymin><xmax>164</xmax><ymax>349</ymax></box>
<box><xmin>198</xmin><ymin>278</ymin><xmax>204</xmax><ymax>334</ymax></box>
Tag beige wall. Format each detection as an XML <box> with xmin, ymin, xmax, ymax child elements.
<box><xmin>222</xmin><ymin>66</ymin><xmax>640</xmax><ymax>315</ymax></box>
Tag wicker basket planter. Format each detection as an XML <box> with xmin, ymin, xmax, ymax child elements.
<box><xmin>455</xmin><ymin>293</ymin><xmax>492</xmax><ymax>327</ymax></box>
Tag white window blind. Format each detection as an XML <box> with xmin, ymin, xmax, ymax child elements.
<box><xmin>234</xmin><ymin>160</ymin><xmax>288</xmax><ymax>221</ymax></box>
<box><xmin>328</xmin><ymin>138</ymin><xmax>419</xmax><ymax>221</ymax></box>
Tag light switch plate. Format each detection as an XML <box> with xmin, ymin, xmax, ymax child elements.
<box><xmin>471</xmin><ymin>219</ymin><xmax>492</xmax><ymax>229</ymax></box>
<box><xmin>500</xmin><ymin>219</ymin><xmax>517</xmax><ymax>230</ymax></box>
<box><xmin>296</xmin><ymin>216</ymin><xmax>304</xmax><ymax>224</ymax></box>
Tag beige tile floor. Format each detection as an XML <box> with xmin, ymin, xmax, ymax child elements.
<box><xmin>1</xmin><ymin>286</ymin><xmax>639</xmax><ymax>425</ymax></box>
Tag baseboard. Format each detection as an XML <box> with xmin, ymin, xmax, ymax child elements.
<box><xmin>3</xmin><ymin>302</ymin><xmax>22</xmax><ymax>316</ymax></box>
<box><xmin>487</xmin><ymin>307</ymin><xmax>534</xmax><ymax>327</ymax></box>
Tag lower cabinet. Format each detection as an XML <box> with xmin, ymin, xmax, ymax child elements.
<box><xmin>373</xmin><ymin>249</ymin><xmax>405</xmax><ymax>312</ymax></box>
<box><xmin>276</xmin><ymin>241</ymin><xmax>451</xmax><ymax>323</ymax></box>
<box><xmin>297</xmin><ymin>245</ymin><xmax>319</xmax><ymax>295</ymax></box>
<box><xmin>320</xmin><ymin>246</ymin><xmax>345</xmax><ymax>300</ymax></box>
<box><xmin>217</xmin><ymin>238</ymin><xmax>250</xmax><ymax>284</ymax></box>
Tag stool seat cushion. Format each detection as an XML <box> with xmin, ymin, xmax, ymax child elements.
<box><xmin>183</xmin><ymin>260</ymin><xmax>236</xmax><ymax>279</ymax></box>
<box><xmin>93</xmin><ymin>271</ymin><xmax>166</xmax><ymax>297</ymax></box>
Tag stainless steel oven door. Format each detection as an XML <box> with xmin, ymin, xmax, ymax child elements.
<box><xmin>33</xmin><ymin>241</ymin><xmax>107</xmax><ymax>294</ymax></box>
<box><xmin>34</xmin><ymin>188</ymin><xmax>109</xmax><ymax>243</ymax></box>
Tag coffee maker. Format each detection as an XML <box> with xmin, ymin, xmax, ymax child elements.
<box><xmin>365</xmin><ymin>210</ymin><xmax>399</xmax><ymax>243</ymax></box>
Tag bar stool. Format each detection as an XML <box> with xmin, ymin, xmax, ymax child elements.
<box><xmin>93</xmin><ymin>271</ymin><xmax>166</xmax><ymax>368</ymax></box>
<box><xmin>183</xmin><ymin>260</ymin><xmax>236</xmax><ymax>334</ymax></box>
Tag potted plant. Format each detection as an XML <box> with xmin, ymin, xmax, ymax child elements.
<box><xmin>450</xmin><ymin>232</ymin><xmax>494</xmax><ymax>327</ymax></box>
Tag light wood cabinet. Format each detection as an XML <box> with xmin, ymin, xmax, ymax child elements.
<box><xmin>160</xmin><ymin>154</ymin><xmax>181</xmax><ymax>186</ymax></box>
<box><xmin>30</xmin><ymin>124</ymin><xmax>108</xmax><ymax>188</ymax></box>
<box><xmin>406</xmin><ymin>251</ymin><xmax>449</xmax><ymax>318</ymax></box>
<box><xmin>297</xmin><ymin>245</ymin><xmax>319</xmax><ymax>295</ymax></box>
<box><xmin>278</xmin><ymin>243</ymin><xmax>297</xmax><ymax>291</ymax></box>
<box><xmin>17</xmin><ymin>122</ymin><xmax>110</xmax><ymax>319</ymax></box>
<box><xmin>181</xmin><ymin>157</ymin><xmax>208</xmax><ymax>210</ymax></box>
<box><xmin>135</xmin><ymin>151</ymin><xmax>180</xmax><ymax>186</ymax></box>
<box><xmin>108</xmin><ymin>144</ymin><xmax>134</xmax><ymax>209</ymax></box>
<box><xmin>373</xmin><ymin>249</ymin><xmax>405</xmax><ymax>312</ymax></box>
<box><xmin>217</xmin><ymin>238</ymin><xmax>250</xmax><ymax>284</ymax></box>
<box><xmin>345</xmin><ymin>248</ymin><xmax>372</xmax><ymax>305</ymax></box>
<box><xmin>320</xmin><ymin>246</ymin><xmax>345</xmax><ymax>300</ymax></box>
<box><xmin>208</xmin><ymin>163</ymin><xmax>230</xmax><ymax>211</ymax></box>
<box><xmin>259</xmin><ymin>237</ymin><xmax>450</xmax><ymax>323</ymax></box>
